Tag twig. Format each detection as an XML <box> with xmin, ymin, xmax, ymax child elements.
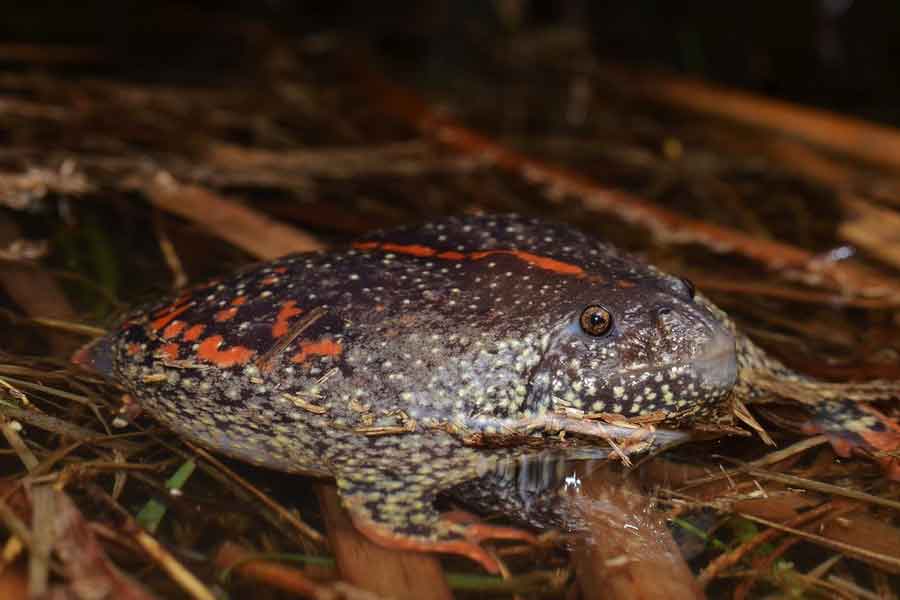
<box><xmin>739</xmin><ymin>512</ymin><xmax>900</xmax><ymax>573</ymax></box>
<box><xmin>826</xmin><ymin>575</ymin><xmax>886</xmax><ymax>600</ymax></box>
<box><xmin>256</xmin><ymin>306</ymin><xmax>328</xmax><ymax>373</ymax></box>
<box><xmin>153</xmin><ymin>209</ymin><xmax>189</xmax><ymax>289</ymax></box>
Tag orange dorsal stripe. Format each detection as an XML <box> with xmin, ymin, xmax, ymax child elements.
<box><xmin>468</xmin><ymin>249</ymin><xmax>584</xmax><ymax>276</ymax></box>
<box><xmin>354</xmin><ymin>242</ymin><xmax>585</xmax><ymax>276</ymax></box>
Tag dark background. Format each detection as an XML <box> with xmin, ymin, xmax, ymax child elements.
<box><xmin>2</xmin><ymin>1</ymin><xmax>899</xmax><ymax>124</ymax></box>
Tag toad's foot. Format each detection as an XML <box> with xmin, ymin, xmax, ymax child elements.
<box><xmin>804</xmin><ymin>399</ymin><xmax>900</xmax><ymax>479</ymax></box>
<box><xmin>343</xmin><ymin>495</ymin><xmax>536</xmax><ymax>573</ymax></box>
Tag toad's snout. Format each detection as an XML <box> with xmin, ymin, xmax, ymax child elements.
<box><xmin>692</xmin><ymin>330</ymin><xmax>738</xmax><ymax>394</ymax></box>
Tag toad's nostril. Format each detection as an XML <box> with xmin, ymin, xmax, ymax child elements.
<box><xmin>655</xmin><ymin>306</ymin><xmax>675</xmax><ymax>347</ymax></box>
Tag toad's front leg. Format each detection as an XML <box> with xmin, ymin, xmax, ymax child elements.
<box><xmin>330</xmin><ymin>444</ymin><xmax>537</xmax><ymax>573</ymax></box>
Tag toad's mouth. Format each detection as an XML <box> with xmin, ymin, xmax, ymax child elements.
<box><xmin>611</xmin><ymin>332</ymin><xmax>737</xmax><ymax>391</ymax></box>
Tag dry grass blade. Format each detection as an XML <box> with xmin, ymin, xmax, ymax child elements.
<box><xmin>742</xmin><ymin>468</ymin><xmax>900</xmax><ymax>512</ymax></box>
<box><xmin>651</xmin><ymin>460</ymin><xmax>900</xmax><ymax>581</ymax></box>
<box><xmin>214</xmin><ymin>541</ymin><xmax>331</xmax><ymax>599</ymax></box>
<box><xmin>131</xmin><ymin>530</ymin><xmax>213</xmax><ymax>600</ymax></box>
<box><xmin>826</xmin><ymin>575</ymin><xmax>886</xmax><ymax>600</ymax></box>
<box><xmin>731</xmin><ymin>398</ymin><xmax>774</xmax><ymax>445</ymax></box>
<box><xmin>697</xmin><ymin>501</ymin><xmax>836</xmax><ymax>587</ymax></box>
<box><xmin>599</xmin><ymin>62</ymin><xmax>900</xmax><ymax>172</ymax></box>
<box><xmin>686</xmin><ymin>275</ymin><xmax>900</xmax><ymax>309</ymax></box>
<box><xmin>140</xmin><ymin>172</ymin><xmax>325</xmax><ymax>258</ymax></box>
<box><xmin>746</xmin><ymin>372</ymin><xmax>900</xmax><ymax>404</ymax></box>
<box><xmin>50</xmin><ymin>491</ymin><xmax>159</xmax><ymax>600</ymax></box>
<box><xmin>153</xmin><ymin>209</ymin><xmax>189</xmax><ymax>289</ymax></box>
<box><xmin>733</xmin><ymin>534</ymin><xmax>803</xmax><ymax>600</ymax></box>
<box><xmin>87</xmin><ymin>484</ymin><xmax>215</xmax><ymax>600</ymax></box>
<box><xmin>185</xmin><ymin>442</ymin><xmax>325</xmax><ymax>545</ymax></box>
<box><xmin>0</xmin><ymin>405</ymin><xmax>134</xmax><ymax>449</ymax></box>
<box><xmin>671</xmin><ymin>436</ymin><xmax>829</xmax><ymax>492</ymax></box>
<box><xmin>739</xmin><ymin>512</ymin><xmax>900</xmax><ymax>573</ymax></box>
<box><xmin>2</xmin><ymin>421</ymin><xmax>157</xmax><ymax>599</ymax></box>
<box><xmin>839</xmin><ymin>198</ymin><xmax>900</xmax><ymax>272</ymax></box>
<box><xmin>206</xmin><ymin>140</ymin><xmax>465</xmax><ymax>179</ymax></box>
<box><xmin>2</xmin><ymin>420</ymin><xmax>52</xmax><ymax>597</ymax></box>
<box><xmin>255</xmin><ymin>306</ymin><xmax>329</xmax><ymax>373</ymax></box>
<box><xmin>26</xmin><ymin>317</ymin><xmax>107</xmax><ymax>337</ymax></box>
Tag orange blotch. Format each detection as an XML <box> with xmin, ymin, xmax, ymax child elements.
<box><xmin>273</xmin><ymin>266</ymin><xmax>288</xmax><ymax>274</ymax></box>
<box><xmin>261</xmin><ymin>276</ymin><xmax>279</xmax><ymax>285</ymax></box>
<box><xmin>353</xmin><ymin>241</ymin><xmax>380</xmax><ymax>250</ymax></box>
<box><xmin>160</xmin><ymin>343</ymin><xmax>181</xmax><ymax>360</ymax></box>
<box><xmin>291</xmin><ymin>339</ymin><xmax>343</xmax><ymax>364</ymax></box>
<box><xmin>162</xmin><ymin>320</ymin><xmax>186</xmax><ymax>339</ymax></box>
<box><xmin>379</xmin><ymin>243</ymin><xmax>436</xmax><ymax>257</ymax></box>
<box><xmin>183</xmin><ymin>324</ymin><xmax>206</xmax><ymax>342</ymax></box>
<box><xmin>231</xmin><ymin>296</ymin><xmax>247</xmax><ymax>306</ymax></box>
<box><xmin>196</xmin><ymin>336</ymin><xmax>255</xmax><ymax>367</ymax></box>
<box><xmin>126</xmin><ymin>343</ymin><xmax>142</xmax><ymax>356</ymax></box>
<box><xmin>437</xmin><ymin>250</ymin><xmax>465</xmax><ymax>260</ymax></box>
<box><xmin>215</xmin><ymin>307</ymin><xmax>239</xmax><ymax>322</ymax></box>
<box><xmin>857</xmin><ymin>404</ymin><xmax>900</xmax><ymax>453</ymax></box>
<box><xmin>150</xmin><ymin>304</ymin><xmax>191</xmax><ymax>332</ymax></box>
<box><xmin>272</xmin><ymin>300</ymin><xmax>303</xmax><ymax>337</ymax></box>
<box><xmin>469</xmin><ymin>250</ymin><xmax>584</xmax><ymax>276</ymax></box>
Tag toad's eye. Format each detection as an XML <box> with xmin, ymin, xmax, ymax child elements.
<box><xmin>679</xmin><ymin>277</ymin><xmax>696</xmax><ymax>300</ymax></box>
<box><xmin>579</xmin><ymin>305</ymin><xmax>613</xmax><ymax>336</ymax></box>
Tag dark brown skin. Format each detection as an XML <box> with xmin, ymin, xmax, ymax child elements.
<box><xmin>74</xmin><ymin>214</ymin><xmax>900</xmax><ymax>570</ymax></box>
